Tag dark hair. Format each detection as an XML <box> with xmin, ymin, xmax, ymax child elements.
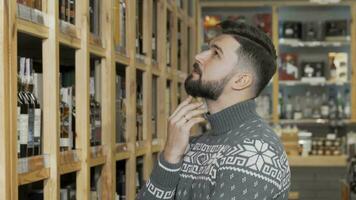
<box><xmin>219</xmin><ymin>20</ymin><xmax>277</xmax><ymax>97</ymax></box>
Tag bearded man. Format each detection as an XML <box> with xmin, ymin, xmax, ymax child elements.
<box><xmin>137</xmin><ymin>20</ymin><xmax>291</xmax><ymax>200</ymax></box>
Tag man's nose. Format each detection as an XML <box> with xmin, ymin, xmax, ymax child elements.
<box><xmin>194</xmin><ymin>50</ymin><xmax>210</xmax><ymax>63</ymax></box>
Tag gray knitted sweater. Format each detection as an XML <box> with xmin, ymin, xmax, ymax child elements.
<box><xmin>138</xmin><ymin>100</ymin><xmax>291</xmax><ymax>200</ymax></box>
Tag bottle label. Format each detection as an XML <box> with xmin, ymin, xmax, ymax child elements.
<box><xmin>321</xmin><ymin>106</ymin><xmax>329</xmax><ymax>116</ymax></box>
<box><xmin>60</xmin><ymin>138</ymin><xmax>71</xmax><ymax>147</ymax></box>
<box><xmin>34</xmin><ymin>108</ymin><xmax>41</xmax><ymax>137</ymax></box>
<box><xmin>28</xmin><ymin>108</ymin><xmax>35</xmax><ymax>147</ymax></box>
<box><xmin>19</xmin><ymin>114</ymin><xmax>29</xmax><ymax>145</ymax></box>
<box><xmin>17</xmin><ymin>106</ymin><xmax>21</xmax><ymax>153</ymax></box>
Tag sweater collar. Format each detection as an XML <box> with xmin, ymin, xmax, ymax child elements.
<box><xmin>205</xmin><ymin>99</ymin><xmax>259</xmax><ymax>134</ymax></box>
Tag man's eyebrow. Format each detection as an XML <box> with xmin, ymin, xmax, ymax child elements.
<box><xmin>210</xmin><ymin>44</ymin><xmax>224</xmax><ymax>55</ymax></box>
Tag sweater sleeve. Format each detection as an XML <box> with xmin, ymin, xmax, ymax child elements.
<box><xmin>209</xmin><ymin>169</ymin><xmax>288</xmax><ymax>200</ymax></box>
<box><xmin>137</xmin><ymin>153</ymin><xmax>181</xmax><ymax>200</ymax></box>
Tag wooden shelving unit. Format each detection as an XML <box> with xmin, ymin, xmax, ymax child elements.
<box><xmin>288</xmin><ymin>155</ymin><xmax>348</xmax><ymax>167</ymax></box>
<box><xmin>0</xmin><ymin>0</ymin><xmax>199</xmax><ymax>199</ymax></box>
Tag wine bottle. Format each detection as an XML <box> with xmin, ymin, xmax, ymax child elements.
<box><xmin>33</xmin><ymin>96</ymin><xmax>41</xmax><ymax>155</ymax></box>
<box><xmin>19</xmin><ymin>92</ymin><xmax>29</xmax><ymax>158</ymax></box>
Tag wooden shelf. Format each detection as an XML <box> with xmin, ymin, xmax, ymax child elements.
<box><xmin>18</xmin><ymin>168</ymin><xmax>50</xmax><ymax>186</ymax></box>
<box><xmin>17</xmin><ymin>18</ymin><xmax>49</xmax><ymax>39</ymax></box>
<box><xmin>136</xmin><ymin>56</ymin><xmax>147</xmax><ymax>71</ymax></box>
<box><xmin>59</xmin><ymin>32</ymin><xmax>81</xmax><ymax>49</ymax></box>
<box><xmin>59</xmin><ymin>150</ymin><xmax>81</xmax><ymax>175</ymax></box>
<box><xmin>115</xmin><ymin>52</ymin><xmax>130</xmax><ymax>65</ymax></box>
<box><xmin>136</xmin><ymin>141</ymin><xmax>149</xmax><ymax>157</ymax></box>
<box><xmin>152</xmin><ymin>65</ymin><xmax>161</xmax><ymax>76</ymax></box>
<box><xmin>89</xmin><ymin>156</ymin><xmax>106</xmax><ymax>167</ymax></box>
<box><xmin>17</xmin><ymin>155</ymin><xmax>50</xmax><ymax>185</ymax></box>
<box><xmin>116</xmin><ymin>152</ymin><xmax>130</xmax><ymax>161</ymax></box>
<box><xmin>279</xmin><ymin>38</ymin><xmax>350</xmax><ymax>48</ymax></box>
<box><xmin>115</xmin><ymin>143</ymin><xmax>130</xmax><ymax>161</ymax></box>
<box><xmin>288</xmin><ymin>155</ymin><xmax>348</xmax><ymax>167</ymax></box>
<box><xmin>59</xmin><ymin>162</ymin><xmax>81</xmax><ymax>175</ymax></box>
<box><xmin>279</xmin><ymin>80</ymin><xmax>350</xmax><ymax>86</ymax></box>
<box><xmin>89</xmin><ymin>44</ymin><xmax>106</xmax><ymax>58</ymax></box>
<box><xmin>279</xmin><ymin>119</ymin><xmax>355</xmax><ymax>125</ymax></box>
<box><xmin>1</xmin><ymin>0</ymin><xmax>198</xmax><ymax>199</ymax></box>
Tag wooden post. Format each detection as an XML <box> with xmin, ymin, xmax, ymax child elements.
<box><xmin>0</xmin><ymin>1</ymin><xmax>12</xmax><ymax>199</ymax></box>
<box><xmin>75</xmin><ymin>0</ymin><xmax>91</xmax><ymax>199</ymax></box>
<box><xmin>43</xmin><ymin>0</ymin><xmax>60</xmax><ymax>199</ymax></box>
<box><xmin>272</xmin><ymin>6</ymin><xmax>280</xmax><ymax>124</ymax></box>
<box><xmin>143</xmin><ymin>0</ymin><xmax>154</xmax><ymax>181</ymax></box>
<box><xmin>101</xmin><ymin>0</ymin><xmax>116</xmax><ymax>199</ymax></box>
<box><xmin>8</xmin><ymin>0</ymin><xmax>19</xmax><ymax>199</ymax></box>
<box><xmin>157</xmin><ymin>0</ymin><xmax>168</xmax><ymax>148</ymax></box>
<box><xmin>125</xmin><ymin>0</ymin><xmax>137</xmax><ymax>199</ymax></box>
<box><xmin>351</xmin><ymin>3</ymin><xmax>356</xmax><ymax>121</ymax></box>
<box><xmin>171</xmin><ymin>4</ymin><xmax>178</xmax><ymax>110</ymax></box>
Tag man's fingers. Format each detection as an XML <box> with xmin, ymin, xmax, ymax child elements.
<box><xmin>176</xmin><ymin>109</ymin><xmax>207</xmax><ymax>126</ymax></box>
<box><xmin>172</xmin><ymin>102</ymin><xmax>204</xmax><ymax>122</ymax></box>
<box><xmin>185</xmin><ymin>108</ymin><xmax>208</xmax><ymax>120</ymax></box>
<box><xmin>185</xmin><ymin>117</ymin><xmax>206</xmax><ymax>131</ymax></box>
<box><xmin>169</xmin><ymin>96</ymin><xmax>193</xmax><ymax>119</ymax></box>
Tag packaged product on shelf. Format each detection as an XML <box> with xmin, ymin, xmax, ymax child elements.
<box><xmin>280</xmin><ymin>53</ymin><xmax>299</xmax><ymax>80</ymax></box>
<box><xmin>300</xmin><ymin>61</ymin><xmax>326</xmax><ymax>82</ymax></box>
<box><xmin>328</xmin><ymin>52</ymin><xmax>348</xmax><ymax>83</ymax></box>
<box><xmin>325</xmin><ymin>19</ymin><xmax>349</xmax><ymax>41</ymax></box>
<box><xmin>280</xmin><ymin>21</ymin><xmax>302</xmax><ymax>40</ymax></box>
<box><xmin>60</xmin><ymin>87</ymin><xmax>74</xmax><ymax>151</ymax></box>
<box><xmin>253</xmin><ymin>13</ymin><xmax>272</xmax><ymax>37</ymax></box>
<box><xmin>301</xmin><ymin>21</ymin><xmax>324</xmax><ymax>41</ymax></box>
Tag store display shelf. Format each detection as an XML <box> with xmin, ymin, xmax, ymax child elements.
<box><xmin>136</xmin><ymin>56</ymin><xmax>148</xmax><ymax>71</ymax></box>
<box><xmin>279</xmin><ymin>38</ymin><xmax>350</xmax><ymax>48</ymax></box>
<box><xmin>59</xmin><ymin>32</ymin><xmax>81</xmax><ymax>49</ymax></box>
<box><xmin>152</xmin><ymin>144</ymin><xmax>161</xmax><ymax>153</ymax></box>
<box><xmin>279</xmin><ymin>119</ymin><xmax>353</xmax><ymax>125</ymax></box>
<box><xmin>18</xmin><ymin>168</ymin><xmax>50</xmax><ymax>186</ymax></box>
<box><xmin>115</xmin><ymin>52</ymin><xmax>130</xmax><ymax>66</ymax></box>
<box><xmin>152</xmin><ymin>138</ymin><xmax>161</xmax><ymax>153</ymax></box>
<box><xmin>279</xmin><ymin>80</ymin><xmax>350</xmax><ymax>86</ymax></box>
<box><xmin>89</xmin><ymin>45</ymin><xmax>106</xmax><ymax>58</ymax></box>
<box><xmin>152</xmin><ymin>65</ymin><xmax>161</xmax><ymax>76</ymax></box>
<box><xmin>17</xmin><ymin>155</ymin><xmax>50</xmax><ymax>185</ymax></box>
<box><xmin>136</xmin><ymin>141</ymin><xmax>148</xmax><ymax>157</ymax></box>
<box><xmin>89</xmin><ymin>146</ymin><xmax>106</xmax><ymax>167</ymax></box>
<box><xmin>287</xmin><ymin>155</ymin><xmax>347</xmax><ymax>167</ymax></box>
<box><xmin>115</xmin><ymin>152</ymin><xmax>130</xmax><ymax>161</ymax></box>
<box><xmin>89</xmin><ymin>156</ymin><xmax>106</xmax><ymax>167</ymax></box>
<box><xmin>115</xmin><ymin>143</ymin><xmax>130</xmax><ymax>160</ymax></box>
<box><xmin>59</xmin><ymin>150</ymin><xmax>81</xmax><ymax>175</ymax></box>
<box><xmin>90</xmin><ymin>146</ymin><xmax>105</xmax><ymax>159</ymax></box>
<box><xmin>288</xmin><ymin>192</ymin><xmax>300</xmax><ymax>200</ymax></box>
<box><xmin>17</xmin><ymin>18</ymin><xmax>48</xmax><ymax>39</ymax></box>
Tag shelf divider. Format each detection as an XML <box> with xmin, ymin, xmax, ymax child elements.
<box><xmin>42</xmin><ymin>0</ymin><xmax>61</xmax><ymax>199</ymax></box>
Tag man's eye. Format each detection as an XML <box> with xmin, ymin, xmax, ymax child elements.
<box><xmin>213</xmin><ymin>50</ymin><xmax>219</xmax><ymax>57</ymax></box>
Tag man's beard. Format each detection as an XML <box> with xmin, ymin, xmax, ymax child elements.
<box><xmin>184</xmin><ymin>63</ymin><xmax>233</xmax><ymax>100</ymax></box>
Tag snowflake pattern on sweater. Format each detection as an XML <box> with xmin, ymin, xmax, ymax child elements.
<box><xmin>137</xmin><ymin>102</ymin><xmax>291</xmax><ymax>200</ymax></box>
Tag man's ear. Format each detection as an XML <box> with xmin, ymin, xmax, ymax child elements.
<box><xmin>231</xmin><ymin>72</ymin><xmax>254</xmax><ymax>90</ymax></box>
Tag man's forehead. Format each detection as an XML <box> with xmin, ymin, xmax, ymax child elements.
<box><xmin>210</xmin><ymin>34</ymin><xmax>240</xmax><ymax>49</ymax></box>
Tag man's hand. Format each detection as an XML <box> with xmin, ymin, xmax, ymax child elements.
<box><xmin>163</xmin><ymin>96</ymin><xmax>207</xmax><ymax>164</ymax></box>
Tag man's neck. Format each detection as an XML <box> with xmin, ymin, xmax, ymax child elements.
<box><xmin>206</xmin><ymin>94</ymin><xmax>253</xmax><ymax>114</ymax></box>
